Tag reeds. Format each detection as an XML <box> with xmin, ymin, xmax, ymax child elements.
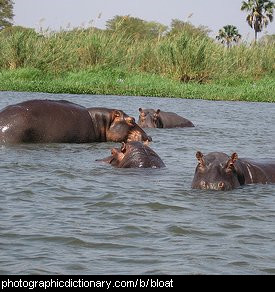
<box><xmin>0</xmin><ymin>26</ymin><xmax>274</xmax><ymax>81</ymax></box>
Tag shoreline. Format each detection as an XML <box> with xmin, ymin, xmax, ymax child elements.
<box><xmin>0</xmin><ymin>68</ymin><xmax>274</xmax><ymax>102</ymax></box>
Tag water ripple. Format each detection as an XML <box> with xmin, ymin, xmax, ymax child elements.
<box><xmin>1</xmin><ymin>92</ymin><xmax>275</xmax><ymax>274</ymax></box>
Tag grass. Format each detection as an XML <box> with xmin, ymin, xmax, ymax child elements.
<box><xmin>0</xmin><ymin>67</ymin><xmax>274</xmax><ymax>102</ymax></box>
<box><xmin>0</xmin><ymin>26</ymin><xmax>274</xmax><ymax>102</ymax></box>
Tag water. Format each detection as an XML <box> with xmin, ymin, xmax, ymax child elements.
<box><xmin>0</xmin><ymin>91</ymin><xmax>275</xmax><ymax>275</ymax></box>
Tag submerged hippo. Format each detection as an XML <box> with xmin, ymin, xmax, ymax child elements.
<box><xmin>0</xmin><ymin>99</ymin><xmax>151</xmax><ymax>144</ymax></box>
<box><xmin>192</xmin><ymin>151</ymin><xmax>275</xmax><ymax>191</ymax></box>
<box><xmin>138</xmin><ymin>108</ymin><xmax>194</xmax><ymax>128</ymax></box>
<box><xmin>99</xmin><ymin>141</ymin><xmax>165</xmax><ymax>168</ymax></box>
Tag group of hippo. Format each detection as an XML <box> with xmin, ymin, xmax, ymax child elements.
<box><xmin>0</xmin><ymin>99</ymin><xmax>274</xmax><ymax>191</ymax></box>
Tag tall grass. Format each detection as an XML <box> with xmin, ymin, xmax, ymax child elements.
<box><xmin>0</xmin><ymin>25</ymin><xmax>274</xmax><ymax>84</ymax></box>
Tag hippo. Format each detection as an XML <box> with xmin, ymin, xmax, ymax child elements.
<box><xmin>192</xmin><ymin>151</ymin><xmax>275</xmax><ymax>191</ymax></box>
<box><xmin>138</xmin><ymin>108</ymin><xmax>194</xmax><ymax>128</ymax></box>
<box><xmin>99</xmin><ymin>141</ymin><xmax>165</xmax><ymax>168</ymax></box>
<box><xmin>0</xmin><ymin>99</ymin><xmax>151</xmax><ymax>144</ymax></box>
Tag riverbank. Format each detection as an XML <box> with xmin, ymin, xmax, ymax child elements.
<box><xmin>0</xmin><ymin>26</ymin><xmax>274</xmax><ymax>102</ymax></box>
<box><xmin>0</xmin><ymin>67</ymin><xmax>274</xmax><ymax>102</ymax></box>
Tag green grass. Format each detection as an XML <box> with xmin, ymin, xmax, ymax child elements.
<box><xmin>0</xmin><ymin>26</ymin><xmax>274</xmax><ymax>102</ymax></box>
<box><xmin>0</xmin><ymin>67</ymin><xmax>274</xmax><ymax>102</ymax></box>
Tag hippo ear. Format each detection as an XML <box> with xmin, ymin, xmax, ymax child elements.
<box><xmin>226</xmin><ymin>152</ymin><xmax>238</xmax><ymax>171</ymax></box>
<box><xmin>196</xmin><ymin>151</ymin><xmax>205</xmax><ymax>167</ymax></box>
<box><xmin>114</xmin><ymin>110</ymin><xmax>121</xmax><ymax>118</ymax></box>
<box><xmin>231</xmin><ymin>152</ymin><xmax>238</xmax><ymax>163</ymax></box>
<box><xmin>121</xmin><ymin>142</ymin><xmax>126</xmax><ymax>153</ymax></box>
<box><xmin>153</xmin><ymin>109</ymin><xmax>160</xmax><ymax>120</ymax></box>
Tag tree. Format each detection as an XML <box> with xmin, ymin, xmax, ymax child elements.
<box><xmin>105</xmin><ymin>15</ymin><xmax>167</xmax><ymax>40</ymax></box>
<box><xmin>216</xmin><ymin>25</ymin><xmax>242</xmax><ymax>48</ymax></box>
<box><xmin>168</xmin><ymin>19</ymin><xmax>211</xmax><ymax>38</ymax></box>
<box><xmin>0</xmin><ymin>0</ymin><xmax>14</xmax><ymax>30</ymax></box>
<box><xmin>259</xmin><ymin>33</ymin><xmax>275</xmax><ymax>43</ymax></box>
<box><xmin>241</xmin><ymin>0</ymin><xmax>275</xmax><ymax>42</ymax></box>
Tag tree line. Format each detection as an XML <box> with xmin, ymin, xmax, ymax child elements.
<box><xmin>0</xmin><ymin>0</ymin><xmax>274</xmax><ymax>47</ymax></box>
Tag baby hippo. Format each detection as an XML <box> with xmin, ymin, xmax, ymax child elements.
<box><xmin>100</xmin><ymin>141</ymin><xmax>165</xmax><ymax>168</ymax></box>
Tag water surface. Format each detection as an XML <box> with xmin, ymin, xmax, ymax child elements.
<box><xmin>0</xmin><ymin>91</ymin><xmax>275</xmax><ymax>274</ymax></box>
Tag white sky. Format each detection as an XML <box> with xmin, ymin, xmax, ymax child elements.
<box><xmin>13</xmin><ymin>0</ymin><xmax>275</xmax><ymax>40</ymax></box>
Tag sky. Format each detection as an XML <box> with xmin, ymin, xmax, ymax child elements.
<box><xmin>13</xmin><ymin>0</ymin><xmax>275</xmax><ymax>40</ymax></box>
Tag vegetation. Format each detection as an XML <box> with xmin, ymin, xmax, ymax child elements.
<box><xmin>260</xmin><ymin>33</ymin><xmax>275</xmax><ymax>43</ymax></box>
<box><xmin>0</xmin><ymin>0</ymin><xmax>14</xmax><ymax>30</ymax></box>
<box><xmin>105</xmin><ymin>15</ymin><xmax>167</xmax><ymax>40</ymax></box>
<box><xmin>216</xmin><ymin>25</ymin><xmax>242</xmax><ymax>48</ymax></box>
<box><xmin>241</xmin><ymin>0</ymin><xmax>275</xmax><ymax>42</ymax></box>
<box><xmin>0</xmin><ymin>67</ymin><xmax>273</xmax><ymax>102</ymax></box>
<box><xmin>0</xmin><ymin>12</ymin><xmax>274</xmax><ymax>102</ymax></box>
<box><xmin>167</xmin><ymin>19</ymin><xmax>211</xmax><ymax>38</ymax></box>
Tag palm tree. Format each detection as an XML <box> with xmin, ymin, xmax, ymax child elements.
<box><xmin>0</xmin><ymin>0</ymin><xmax>14</xmax><ymax>30</ymax></box>
<box><xmin>216</xmin><ymin>25</ymin><xmax>242</xmax><ymax>48</ymax></box>
<box><xmin>241</xmin><ymin>0</ymin><xmax>275</xmax><ymax>42</ymax></box>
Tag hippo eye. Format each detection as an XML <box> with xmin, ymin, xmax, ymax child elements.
<box><xmin>198</xmin><ymin>165</ymin><xmax>205</xmax><ymax>172</ymax></box>
<box><xmin>225</xmin><ymin>162</ymin><xmax>235</xmax><ymax>173</ymax></box>
<box><xmin>225</xmin><ymin>165</ymin><xmax>234</xmax><ymax>173</ymax></box>
<box><xmin>197</xmin><ymin>162</ymin><xmax>206</xmax><ymax>172</ymax></box>
<box><xmin>129</xmin><ymin>117</ymin><xmax>135</xmax><ymax>124</ymax></box>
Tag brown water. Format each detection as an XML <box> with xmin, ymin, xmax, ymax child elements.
<box><xmin>0</xmin><ymin>91</ymin><xmax>275</xmax><ymax>274</ymax></box>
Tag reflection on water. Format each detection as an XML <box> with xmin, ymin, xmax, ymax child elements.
<box><xmin>0</xmin><ymin>91</ymin><xmax>275</xmax><ymax>274</ymax></box>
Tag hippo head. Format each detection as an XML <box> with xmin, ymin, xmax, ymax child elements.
<box><xmin>138</xmin><ymin>108</ymin><xmax>156</xmax><ymax>128</ymax></box>
<box><xmin>191</xmin><ymin>151</ymin><xmax>241</xmax><ymax>191</ymax></box>
<box><xmin>152</xmin><ymin>109</ymin><xmax>163</xmax><ymax>128</ymax></box>
<box><xmin>101</xmin><ymin>142</ymin><xmax>134</xmax><ymax>167</ymax></box>
<box><xmin>99</xmin><ymin>141</ymin><xmax>165</xmax><ymax>168</ymax></box>
<box><xmin>109</xmin><ymin>143</ymin><xmax>128</xmax><ymax>167</ymax></box>
<box><xmin>106</xmin><ymin>110</ymin><xmax>152</xmax><ymax>143</ymax></box>
<box><xmin>96</xmin><ymin>143</ymin><xmax>128</xmax><ymax>167</ymax></box>
<box><xmin>138</xmin><ymin>108</ymin><xmax>163</xmax><ymax>128</ymax></box>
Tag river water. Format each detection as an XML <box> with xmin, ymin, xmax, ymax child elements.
<box><xmin>0</xmin><ymin>91</ymin><xmax>274</xmax><ymax>275</ymax></box>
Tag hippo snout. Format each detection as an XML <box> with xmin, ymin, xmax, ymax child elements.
<box><xmin>199</xmin><ymin>180</ymin><xmax>207</xmax><ymax>189</ymax></box>
<box><xmin>198</xmin><ymin>180</ymin><xmax>229</xmax><ymax>191</ymax></box>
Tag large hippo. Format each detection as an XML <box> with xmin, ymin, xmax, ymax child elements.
<box><xmin>99</xmin><ymin>141</ymin><xmax>165</xmax><ymax>168</ymax></box>
<box><xmin>0</xmin><ymin>99</ymin><xmax>151</xmax><ymax>144</ymax></box>
<box><xmin>192</xmin><ymin>151</ymin><xmax>275</xmax><ymax>191</ymax></box>
<box><xmin>138</xmin><ymin>108</ymin><xmax>194</xmax><ymax>128</ymax></box>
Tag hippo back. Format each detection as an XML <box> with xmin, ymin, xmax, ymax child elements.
<box><xmin>119</xmin><ymin>142</ymin><xmax>165</xmax><ymax>168</ymax></box>
<box><xmin>237</xmin><ymin>158</ymin><xmax>275</xmax><ymax>184</ymax></box>
<box><xmin>157</xmin><ymin>111</ymin><xmax>194</xmax><ymax>128</ymax></box>
<box><xmin>0</xmin><ymin>99</ymin><xmax>95</xmax><ymax>143</ymax></box>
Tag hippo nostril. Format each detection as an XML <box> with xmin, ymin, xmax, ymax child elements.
<box><xmin>218</xmin><ymin>182</ymin><xmax>225</xmax><ymax>190</ymax></box>
<box><xmin>200</xmin><ymin>180</ymin><xmax>207</xmax><ymax>189</ymax></box>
